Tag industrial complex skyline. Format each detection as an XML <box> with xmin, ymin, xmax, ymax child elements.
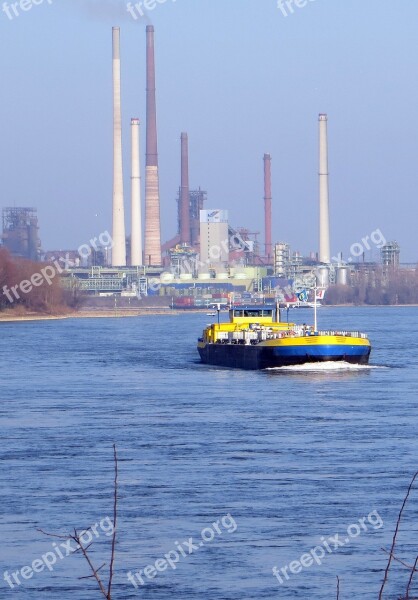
<box><xmin>0</xmin><ymin>1</ymin><xmax>417</xmax><ymax>261</ymax></box>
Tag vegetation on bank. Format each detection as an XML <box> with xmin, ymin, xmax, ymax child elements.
<box><xmin>324</xmin><ymin>268</ymin><xmax>418</xmax><ymax>305</ymax></box>
<box><xmin>0</xmin><ymin>248</ymin><xmax>81</xmax><ymax>314</ymax></box>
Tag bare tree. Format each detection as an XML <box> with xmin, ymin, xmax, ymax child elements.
<box><xmin>379</xmin><ymin>471</ymin><xmax>418</xmax><ymax>600</ymax></box>
<box><xmin>38</xmin><ymin>444</ymin><xmax>118</xmax><ymax>599</ymax></box>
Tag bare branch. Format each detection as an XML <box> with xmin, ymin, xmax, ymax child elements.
<box><xmin>75</xmin><ymin>537</ymin><xmax>108</xmax><ymax>599</ymax></box>
<box><xmin>36</xmin><ymin>528</ymin><xmax>69</xmax><ymax>540</ymax></box>
<box><xmin>79</xmin><ymin>563</ymin><xmax>106</xmax><ymax>580</ymax></box>
<box><xmin>107</xmin><ymin>443</ymin><xmax>118</xmax><ymax>600</ymax></box>
<box><xmin>406</xmin><ymin>555</ymin><xmax>418</xmax><ymax>599</ymax></box>
<box><xmin>379</xmin><ymin>471</ymin><xmax>418</xmax><ymax>600</ymax></box>
<box><xmin>381</xmin><ymin>548</ymin><xmax>418</xmax><ymax>572</ymax></box>
<box><xmin>37</xmin><ymin>446</ymin><xmax>119</xmax><ymax>599</ymax></box>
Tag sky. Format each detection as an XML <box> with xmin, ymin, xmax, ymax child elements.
<box><xmin>0</xmin><ymin>0</ymin><xmax>417</xmax><ymax>262</ymax></box>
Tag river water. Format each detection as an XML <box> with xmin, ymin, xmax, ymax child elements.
<box><xmin>0</xmin><ymin>307</ymin><xmax>417</xmax><ymax>599</ymax></box>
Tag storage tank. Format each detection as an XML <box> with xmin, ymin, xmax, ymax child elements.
<box><xmin>198</xmin><ymin>273</ymin><xmax>211</xmax><ymax>279</ymax></box>
<box><xmin>316</xmin><ymin>267</ymin><xmax>329</xmax><ymax>287</ymax></box>
<box><xmin>179</xmin><ymin>273</ymin><xmax>193</xmax><ymax>280</ymax></box>
<box><xmin>336</xmin><ymin>266</ymin><xmax>351</xmax><ymax>286</ymax></box>
<box><xmin>216</xmin><ymin>273</ymin><xmax>229</xmax><ymax>279</ymax></box>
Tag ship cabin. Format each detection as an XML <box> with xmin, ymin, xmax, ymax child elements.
<box><xmin>229</xmin><ymin>305</ymin><xmax>278</xmax><ymax>326</ymax></box>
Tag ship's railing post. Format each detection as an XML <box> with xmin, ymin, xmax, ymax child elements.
<box><xmin>314</xmin><ymin>285</ymin><xmax>318</xmax><ymax>333</ymax></box>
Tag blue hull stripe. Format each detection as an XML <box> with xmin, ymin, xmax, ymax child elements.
<box><xmin>271</xmin><ymin>345</ymin><xmax>370</xmax><ymax>358</ymax></box>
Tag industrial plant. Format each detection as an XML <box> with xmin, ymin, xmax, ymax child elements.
<box><xmin>1</xmin><ymin>207</ymin><xmax>41</xmax><ymax>261</ymax></box>
<box><xmin>1</xmin><ymin>25</ymin><xmax>407</xmax><ymax>307</ymax></box>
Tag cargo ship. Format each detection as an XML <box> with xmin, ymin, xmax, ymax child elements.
<box><xmin>197</xmin><ymin>305</ymin><xmax>371</xmax><ymax>370</ymax></box>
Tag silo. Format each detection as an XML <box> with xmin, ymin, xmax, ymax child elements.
<box><xmin>336</xmin><ymin>266</ymin><xmax>351</xmax><ymax>286</ymax></box>
<box><xmin>316</xmin><ymin>266</ymin><xmax>329</xmax><ymax>288</ymax></box>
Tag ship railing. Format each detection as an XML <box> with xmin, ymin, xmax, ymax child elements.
<box><xmin>283</xmin><ymin>327</ymin><xmax>368</xmax><ymax>339</ymax></box>
<box><xmin>210</xmin><ymin>328</ymin><xmax>368</xmax><ymax>344</ymax></box>
<box><xmin>315</xmin><ymin>331</ymin><xmax>369</xmax><ymax>339</ymax></box>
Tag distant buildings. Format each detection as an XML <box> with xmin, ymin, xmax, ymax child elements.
<box><xmin>2</xmin><ymin>207</ymin><xmax>41</xmax><ymax>261</ymax></box>
<box><xmin>274</xmin><ymin>242</ymin><xmax>290</xmax><ymax>277</ymax></box>
<box><xmin>199</xmin><ymin>209</ymin><xmax>229</xmax><ymax>269</ymax></box>
<box><xmin>177</xmin><ymin>188</ymin><xmax>207</xmax><ymax>249</ymax></box>
<box><xmin>381</xmin><ymin>241</ymin><xmax>400</xmax><ymax>269</ymax></box>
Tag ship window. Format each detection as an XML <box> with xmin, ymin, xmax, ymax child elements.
<box><xmin>244</xmin><ymin>310</ymin><xmax>261</xmax><ymax>317</ymax></box>
<box><xmin>234</xmin><ymin>310</ymin><xmax>244</xmax><ymax>317</ymax></box>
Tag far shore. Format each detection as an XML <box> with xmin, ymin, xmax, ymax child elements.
<box><xmin>1</xmin><ymin>303</ymin><xmax>418</xmax><ymax>323</ymax></box>
<box><xmin>0</xmin><ymin>308</ymin><xmax>177</xmax><ymax>322</ymax></box>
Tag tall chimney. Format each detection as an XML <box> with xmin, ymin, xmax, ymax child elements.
<box><xmin>144</xmin><ymin>25</ymin><xmax>162</xmax><ymax>266</ymax></box>
<box><xmin>264</xmin><ymin>153</ymin><xmax>272</xmax><ymax>263</ymax></box>
<box><xmin>131</xmin><ymin>118</ymin><xmax>142</xmax><ymax>266</ymax></box>
<box><xmin>319</xmin><ymin>114</ymin><xmax>331</xmax><ymax>264</ymax></box>
<box><xmin>111</xmin><ymin>27</ymin><xmax>126</xmax><ymax>267</ymax></box>
<box><xmin>180</xmin><ymin>132</ymin><xmax>191</xmax><ymax>245</ymax></box>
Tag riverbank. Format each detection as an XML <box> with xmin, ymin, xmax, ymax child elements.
<box><xmin>0</xmin><ymin>307</ymin><xmax>184</xmax><ymax>322</ymax></box>
<box><xmin>1</xmin><ymin>303</ymin><xmax>418</xmax><ymax>323</ymax></box>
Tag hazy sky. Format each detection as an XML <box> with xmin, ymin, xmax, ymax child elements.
<box><xmin>1</xmin><ymin>0</ymin><xmax>417</xmax><ymax>262</ymax></box>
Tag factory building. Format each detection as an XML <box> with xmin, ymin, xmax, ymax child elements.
<box><xmin>2</xmin><ymin>207</ymin><xmax>41</xmax><ymax>261</ymax></box>
<box><xmin>199</xmin><ymin>210</ymin><xmax>229</xmax><ymax>269</ymax></box>
<box><xmin>274</xmin><ymin>242</ymin><xmax>291</xmax><ymax>277</ymax></box>
<box><xmin>176</xmin><ymin>188</ymin><xmax>206</xmax><ymax>249</ymax></box>
<box><xmin>381</xmin><ymin>242</ymin><xmax>400</xmax><ymax>269</ymax></box>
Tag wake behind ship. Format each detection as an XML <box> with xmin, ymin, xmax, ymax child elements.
<box><xmin>197</xmin><ymin>305</ymin><xmax>371</xmax><ymax>370</ymax></box>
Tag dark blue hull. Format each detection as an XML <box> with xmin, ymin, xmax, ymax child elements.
<box><xmin>198</xmin><ymin>343</ymin><xmax>371</xmax><ymax>370</ymax></box>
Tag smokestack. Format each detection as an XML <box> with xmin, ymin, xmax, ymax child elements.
<box><xmin>264</xmin><ymin>153</ymin><xmax>272</xmax><ymax>263</ymax></box>
<box><xmin>111</xmin><ymin>27</ymin><xmax>126</xmax><ymax>267</ymax></box>
<box><xmin>144</xmin><ymin>25</ymin><xmax>162</xmax><ymax>266</ymax></box>
<box><xmin>180</xmin><ymin>132</ymin><xmax>191</xmax><ymax>245</ymax></box>
<box><xmin>131</xmin><ymin>118</ymin><xmax>142</xmax><ymax>266</ymax></box>
<box><xmin>319</xmin><ymin>114</ymin><xmax>331</xmax><ymax>264</ymax></box>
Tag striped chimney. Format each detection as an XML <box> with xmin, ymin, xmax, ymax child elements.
<box><xmin>144</xmin><ymin>25</ymin><xmax>162</xmax><ymax>266</ymax></box>
<box><xmin>131</xmin><ymin>118</ymin><xmax>142</xmax><ymax>266</ymax></box>
<box><xmin>111</xmin><ymin>27</ymin><xmax>126</xmax><ymax>267</ymax></box>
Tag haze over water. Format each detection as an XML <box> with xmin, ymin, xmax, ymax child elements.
<box><xmin>0</xmin><ymin>307</ymin><xmax>417</xmax><ymax>599</ymax></box>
